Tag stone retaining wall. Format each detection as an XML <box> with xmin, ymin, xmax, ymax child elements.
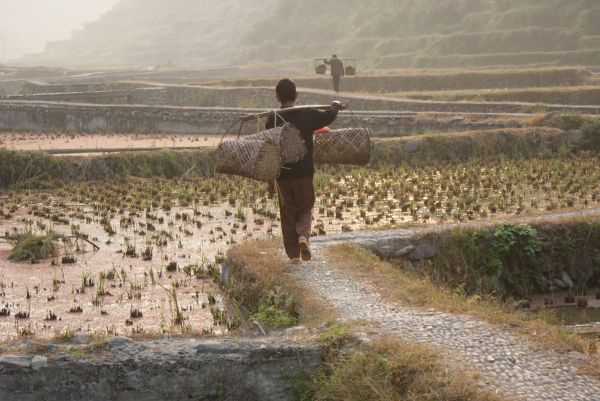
<box><xmin>0</xmin><ymin>101</ymin><xmax>527</xmax><ymax>136</ymax></box>
<box><xmin>0</xmin><ymin>336</ymin><xmax>321</xmax><ymax>401</ymax></box>
<box><xmin>160</xmin><ymin>86</ymin><xmax>600</xmax><ymax>115</ymax></box>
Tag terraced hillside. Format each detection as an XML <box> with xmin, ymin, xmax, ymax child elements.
<box><xmin>21</xmin><ymin>0</ymin><xmax>600</xmax><ymax>69</ymax></box>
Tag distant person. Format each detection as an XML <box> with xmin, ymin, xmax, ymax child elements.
<box><xmin>323</xmin><ymin>54</ymin><xmax>344</xmax><ymax>92</ymax></box>
<box><xmin>266</xmin><ymin>78</ymin><xmax>346</xmax><ymax>264</ymax></box>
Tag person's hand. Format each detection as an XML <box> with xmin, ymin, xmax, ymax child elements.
<box><xmin>332</xmin><ymin>101</ymin><xmax>347</xmax><ymax>111</ymax></box>
<box><xmin>267</xmin><ymin>181</ymin><xmax>275</xmax><ymax>198</ymax></box>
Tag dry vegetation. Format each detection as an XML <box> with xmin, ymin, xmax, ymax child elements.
<box><xmin>226</xmin><ymin>240</ymin><xmax>334</xmax><ymax>328</ymax></box>
<box><xmin>324</xmin><ymin>244</ymin><xmax>600</xmax><ymax>376</ymax></box>
<box><xmin>308</xmin><ymin>336</ymin><xmax>505</xmax><ymax>401</ymax></box>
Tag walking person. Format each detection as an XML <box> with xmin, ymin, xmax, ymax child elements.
<box><xmin>266</xmin><ymin>78</ymin><xmax>345</xmax><ymax>264</ymax></box>
<box><xmin>324</xmin><ymin>54</ymin><xmax>344</xmax><ymax>92</ymax></box>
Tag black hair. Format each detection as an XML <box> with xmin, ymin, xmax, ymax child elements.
<box><xmin>275</xmin><ymin>78</ymin><xmax>297</xmax><ymax>104</ymax></box>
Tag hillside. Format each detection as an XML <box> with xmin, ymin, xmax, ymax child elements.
<box><xmin>20</xmin><ymin>0</ymin><xmax>600</xmax><ymax>70</ymax></box>
<box><xmin>20</xmin><ymin>0</ymin><xmax>274</xmax><ymax>68</ymax></box>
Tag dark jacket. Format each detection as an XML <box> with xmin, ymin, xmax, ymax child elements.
<box><xmin>265</xmin><ymin>106</ymin><xmax>338</xmax><ymax>180</ymax></box>
<box><xmin>324</xmin><ymin>58</ymin><xmax>344</xmax><ymax>77</ymax></box>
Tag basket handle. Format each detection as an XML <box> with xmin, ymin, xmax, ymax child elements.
<box><xmin>219</xmin><ymin>118</ymin><xmax>243</xmax><ymax>145</ymax></box>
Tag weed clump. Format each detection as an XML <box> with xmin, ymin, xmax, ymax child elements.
<box><xmin>7</xmin><ymin>231</ymin><xmax>69</xmax><ymax>262</ymax></box>
<box><xmin>252</xmin><ymin>304</ymin><xmax>298</xmax><ymax>328</ymax></box>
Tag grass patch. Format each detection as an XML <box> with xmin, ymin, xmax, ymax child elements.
<box><xmin>393</xmin><ymin>87</ymin><xmax>600</xmax><ymax>106</ymax></box>
<box><xmin>370</xmin><ymin>128</ymin><xmax>576</xmax><ymax>166</ymax></box>
<box><xmin>0</xmin><ymin>148</ymin><xmax>216</xmax><ymax>189</ymax></box>
<box><xmin>311</xmin><ymin>337</ymin><xmax>503</xmax><ymax>401</ymax></box>
<box><xmin>252</xmin><ymin>304</ymin><xmax>298</xmax><ymax>328</ymax></box>
<box><xmin>324</xmin><ymin>244</ymin><xmax>597</xmax><ymax>368</ymax></box>
<box><xmin>1</xmin><ymin>127</ymin><xmax>594</xmax><ymax>189</ymax></box>
<box><xmin>419</xmin><ymin>219</ymin><xmax>600</xmax><ymax>299</ymax></box>
<box><xmin>7</xmin><ymin>231</ymin><xmax>69</xmax><ymax>261</ymax></box>
<box><xmin>226</xmin><ymin>240</ymin><xmax>334</xmax><ymax>328</ymax></box>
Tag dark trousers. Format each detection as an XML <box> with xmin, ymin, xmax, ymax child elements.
<box><xmin>332</xmin><ymin>75</ymin><xmax>341</xmax><ymax>92</ymax></box>
<box><xmin>277</xmin><ymin>178</ymin><xmax>315</xmax><ymax>259</ymax></box>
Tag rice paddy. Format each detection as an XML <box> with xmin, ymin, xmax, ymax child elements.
<box><xmin>0</xmin><ymin>153</ymin><xmax>599</xmax><ymax>340</ymax></box>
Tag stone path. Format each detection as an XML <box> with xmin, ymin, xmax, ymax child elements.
<box><xmin>290</xmin><ymin>214</ymin><xmax>600</xmax><ymax>401</ymax></box>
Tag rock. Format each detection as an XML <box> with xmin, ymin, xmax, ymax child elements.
<box><xmin>561</xmin><ymin>271</ymin><xmax>574</xmax><ymax>288</ymax></box>
<box><xmin>392</xmin><ymin>245</ymin><xmax>415</xmax><ymax>258</ymax></box>
<box><xmin>72</xmin><ymin>331</ymin><xmax>91</xmax><ymax>345</ymax></box>
<box><xmin>31</xmin><ymin>356</ymin><xmax>48</xmax><ymax>370</ymax></box>
<box><xmin>553</xmin><ymin>278</ymin><xmax>567</xmax><ymax>289</ymax></box>
<box><xmin>220</xmin><ymin>261</ymin><xmax>230</xmax><ymax>286</ymax></box>
<box><xmin>285</xmin><ymin>326</ymin><xmax>306</xmax><ymax>337</ymax></box>
<box><xmin>567</xmin><ymin>351</ymin><xmax>586</xmax><ymax>360</ymax></box>
<box><xmin>105</xmin><ymin>336</ymin><xmax>133</xmax><ymax>348</ymax></box>
<box><xmin>408</xmin><ymin>243</ymin><xmax>439</xmax><ymax>260</ymax></box>
<box><xmin>0</xmin><ymin>355</ymin><xmax>32</xmax><ymax>368</ymax></box>
<box><xmin>403</xmin><ymin>140</ymin><xmax>421</xmax><ymax>153</ymax></box>
<box><xmin>486</xmin><ymin>355</ymin><xmax>495</xmax><ymax>363</ymax></box>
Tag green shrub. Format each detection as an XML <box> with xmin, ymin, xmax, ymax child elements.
<box><xmin>252</xmin><ymin>304</ymin><xmax>298</xmax><ymax>328</ymax></box>
<box><xmin>421</xmin><ymin>220</ymin><xmax>600</xmax><ymax>298</ymax></box>
<box><xmin>424</xmin><ymin>223</ymin><xmax>543</xmax><ymax>297</ymax></box>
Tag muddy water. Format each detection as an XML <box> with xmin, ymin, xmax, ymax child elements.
<box><xmin>0</xmin><ymin>199</ymin><xmax>280</xmax><ymax>341</ymax></box>
<box><xmin>0</xmin><ymin>132</ymin><xmax>222</xmax><ymax>151</ymax></box>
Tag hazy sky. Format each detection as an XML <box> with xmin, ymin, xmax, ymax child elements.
<box><xmin>0</xmin><ymin>0</ymin><xmax>119</xmax><ymax>61</ymax></box>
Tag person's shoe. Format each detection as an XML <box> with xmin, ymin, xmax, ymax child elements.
<box><xmin>299</xmin><ymin>237</ymin><xmax>311</xmax><ymax>262</ymax></box>
<box><xmin>290</xmin><ymin>258</ymin><xmax>302</xmax><ymax>265</ymax></box>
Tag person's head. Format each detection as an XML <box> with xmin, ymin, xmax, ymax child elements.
<box><xmin>275</xmin><ymin>78</ymin><xmax>297</xmax><ymax>105</ymax></box>
<box><xmin>332</xmin><ymin>54</ymin><xmax>338</xmax><ymax>59</ymax></box>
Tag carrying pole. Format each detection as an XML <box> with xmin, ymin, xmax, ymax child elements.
<box><xmin>239</xmin><ymin>105</ymin><xmax>334</xmax><ymax>122</ymax></box>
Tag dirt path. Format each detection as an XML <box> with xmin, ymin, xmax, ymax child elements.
<box><xmin>291</xmin><ymin>209</ymin><xmax>600</xmax><ymax>401</ymax></box>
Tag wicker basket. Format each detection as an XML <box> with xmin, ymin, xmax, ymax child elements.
<box><xmin>314</xmin><ymin>127</ymin><xmax>371</xmax><ymax>165</ymax></box>
<box><xmin>244</xmin><ymin>123</ymin><xmax>306</xmax><ymax>165</ymax></box>
<box><xmin>216</xmin><ymin>139</ymin><xmax>281</xmax><ymax>182</ymax></box>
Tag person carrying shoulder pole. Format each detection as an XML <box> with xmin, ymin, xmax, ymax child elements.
<box><xmin>265</xmin><ymin>78</ymin><xmax>346</xmax><ymax>264</ymax></box>
<box><xmin>323</xmin><ymin>54</ymin><xmax>344</xmax><ymax>92</ymax></box>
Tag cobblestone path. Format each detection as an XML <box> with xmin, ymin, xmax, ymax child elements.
<box><xmin>291</xmin><ymin>217</ymin><xmax>600</xmax><ymax>400</ymax></box>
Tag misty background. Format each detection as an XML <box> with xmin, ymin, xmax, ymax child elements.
<box><xmin>0</xmin><ymin>0</ymin><xmax>118</xmax><ymax>61</ymax></box>
<box><xmin>1</xmin><ymin>0</ymin><xmax>599</xmax><ymax>70</ymax></box>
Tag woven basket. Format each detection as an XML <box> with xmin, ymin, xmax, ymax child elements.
<box><xmin>244</xmin><ymin>123</ymin><xmax>306</xmax><ymax>165</ymax></box>
<box><xmin>216</xmin><ymin>139</ymin><xmax>281</xmax><ymax>182</ymax></box>
<box><xmin>314</xmin><ymin>127</ymin><xmax>371</xmax><ymax>166</ymax></box>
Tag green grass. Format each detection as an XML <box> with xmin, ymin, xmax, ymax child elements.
<box><xmin>420</xmin><ymin>219</ymin><xmax>600</xmax><ymax>298</ymax></box>
<box><xmin>251</xmin><ymin>304</ymin><xmax>298</xmax><ymax>328</ymax></box>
